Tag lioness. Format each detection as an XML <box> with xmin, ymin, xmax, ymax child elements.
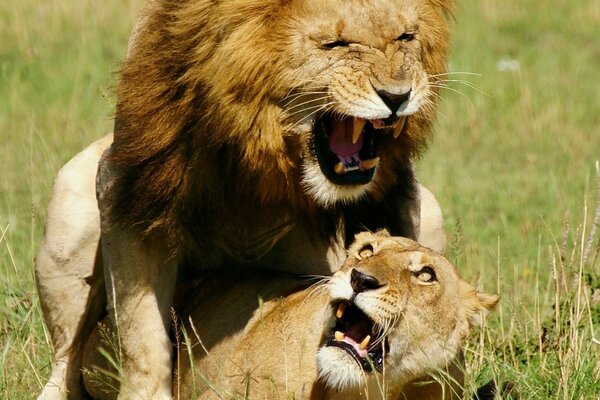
<box><xmin>36</xmin><ymin>0</ymin><xmax>453</xmax><ymax>398</ymax></box>
<box><xmin>82</xmin><ymin>232</ymin><xmax>497</xmax><ymax>400</ymax></box>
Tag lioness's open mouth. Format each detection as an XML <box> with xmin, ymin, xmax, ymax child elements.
<box><xmin>313</xmin><ymin>113</ymin><xmax>406</xmax><ymax>186</ymax></box>
<box><xmin>325</xmin><ymin>300</ymin><xmax>386</xmax><ymax>372</ymax></box>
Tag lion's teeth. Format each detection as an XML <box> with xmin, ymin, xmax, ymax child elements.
<box><xmin>336</xmin><ymin>302</ymin><xmax>347</xmax><ymax>319</ymax></box>
<box><xmin>359</xmin><ymin>335</ymin><xmax>371</xmax><ymax>350</ymax></box>
<box><xmin>360</xmin><ymin>158</ymin><xmax>379</xmax><ymax>171</ymax></box>
<box><xmin>352</xmin><ymin>118</ymin><xmax>367</xmax><ymax>144</ymax></box>
<box><xmin>335</xmin><ymin>331</ymin><xmax>345</xmax><ymax>341</ymax></box>
<box><xmin>393</xmin><ymin>118</ymin><xmax>406</xmax><ymax>139</ymax></box>
<box><xmin>334</xmin><ymin>162</ymin><xmax>345</xmax><ymax>175</ymax></box>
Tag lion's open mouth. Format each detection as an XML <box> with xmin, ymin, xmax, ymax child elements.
<box><xmin>325</xmin><ymin>300</ymin><xmax>386</xmax><ymax>372</ymax></box>
<box><xmin>313</xmin><ymin>113</ymin><xmax>406</xmax><ymax>186</ymax></box>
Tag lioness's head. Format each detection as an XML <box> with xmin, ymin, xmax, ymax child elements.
<box><xmin>317</xmin><ymin>231</ymin><xmax>498</xmax><ymax>390</ymax></box>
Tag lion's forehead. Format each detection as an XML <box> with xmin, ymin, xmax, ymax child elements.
<box><xmin>296</xmin><ymin>0</ymin><xmax>419</xmax><ymax>42</ymax></box>
<box><xmin>348</xmin><ymin>247</ymin><xmax>457</xmax><ymax>285</ymax></box>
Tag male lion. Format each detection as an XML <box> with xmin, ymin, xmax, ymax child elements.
<box><xmin>81</xmin><ymin>232</ymin><xmax>497</xmax><ymax>400</ymax></box>
<box><xmin>36</xmin><ymin>0</ymin><xmax>452</xmax><ymax>398</ymax></box>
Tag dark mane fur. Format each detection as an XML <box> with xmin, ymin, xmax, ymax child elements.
<box><xmin>105</xmin><ymin>0</ymin><xmax>452</xmax><ymax>251</ymax></box>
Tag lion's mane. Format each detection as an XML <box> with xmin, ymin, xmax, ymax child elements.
<box><xmin>108</xmin><ymin>0</ymin><xmax>452</xmax><ymax>248</ymax></box>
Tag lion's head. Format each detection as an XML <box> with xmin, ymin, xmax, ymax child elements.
<box><xmin>112</xmin><ymin>0</ymin><xmax>452</xmax><ymax>234</ymax></box>
<box><xmin>317</xmin><ymin>231</ymin><xmax>498</xmax><ymax>391</ymax></box>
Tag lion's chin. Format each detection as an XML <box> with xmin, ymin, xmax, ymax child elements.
<box><xmin>301</xmin><ymin>161</ymin><xmax>373</xmax><ymax>207</ymax></box>
<box><xmin>316</xmin><ymin>346</ymin><xmax>370</xmax><ymax>390</ymax></box>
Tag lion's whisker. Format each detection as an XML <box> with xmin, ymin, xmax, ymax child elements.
<box><xmin>429</xmin><ymin>84</ymin><xmax>475</xmax><ymax>107</ymax></box>
<box><xmin>286</xmin><ymin>102</ymin><xmax>335</xmax><ymax>131</ymax></box>
<box><xmin>282</xmin><ymin>91</ymin><xmax>329</xmax><ymax>106</ymax></box>
<box><xmin>284</xmin><ymin>96</ymin><xmax>330</xmax><ymax>112</ymax></box>
<box><xmin>428</xmin><ymin>71</ymin><xmax>480</xmax><ymax>78</ymax></box>
<box><xmin>434</xmin><ymin>79</ymin><xmax>488</xmax><ymax>96</ymax></box>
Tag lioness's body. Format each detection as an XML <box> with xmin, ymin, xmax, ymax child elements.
<box><xmin>37</xmin><ymin>135</ymin><xmax>446</xmax><ymax>399</ymax></box>
<box><xmin>83</xmin><ymin>233</ymin><xmax>495</xmax><ymax>400</ymax></box>
<box><xmin>37</xmin><ymin>0</ymin><xmax>453</xmax><ymax>398</ymax></box>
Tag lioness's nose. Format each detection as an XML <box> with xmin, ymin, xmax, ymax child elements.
<box><xmin>351</xmin><ymin>269</ymin><xmax>384</xmax><ymax>293</ymax></box>
<box><xmin>377</xmin><ymin>89</ymin><xmax>411</xmax><ymax>114</ymax></box>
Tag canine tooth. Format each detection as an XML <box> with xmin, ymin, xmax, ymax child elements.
<box><xmin>359</xmin><ymin>335</ymin><xmax>371</xmax><ymax>350</ymax></box>
<box><xmin>336</xmin><ymin>302</ymin><xmax>347</xmax><ymax>319</ymax></box>
<box><xmin>334</xmin><ymin>162</ymin><xmax>345</xmax><ymax>175</ymax></box>
<box><xmin>393</xmin><ymin>118</ymin><xmax>406</xmax><ymax>139</ymax></box>
<box><xmin>352</xmin><ymin>118</ymin><xmax>367</xmax><ymax>144</ymax></box>
<box><xmin>335</xmin><ymin>331</ymin><xmax>345</xmax><ymax>341</ymax></box>
<box><xmin>360</xmin><ymin>158</ymin><xmax>379</xmax><ymax>171</ymax></box>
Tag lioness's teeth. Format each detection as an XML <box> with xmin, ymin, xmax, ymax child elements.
<box><xmin>335</xmin><ymin>331</ymin><xmax>345</xmax><ymax>341</ymax></box>
<box><xmin>360</xmin><ymin>158</ymin><xmax>379</xmax><ymax>171</ymax></box>
<box><xmin>334</xmin><ymin>162</ymin><xmax>345</xmax><ymax>175</ymax></box>
<box><xmin>393</xmin><ymin>118</ymin><xmax>406</xmax><ymax>139</ymax></box>
<box><xmin>359</xmin><ymin>335</ymin><xmax>371</xmax><ymax>350</ymax></box>
<box><xmin>352</xmin><ymin>118</ymin><xmax>367</xmax><ymax>144</ymax></box>
<box><xmin>336</xmin><ymin>302</ymin><xmax>347</xmax><ymax>319</ymax></box>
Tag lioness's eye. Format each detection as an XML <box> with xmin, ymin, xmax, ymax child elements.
<box><xmin>358</xmin><ymin>244</ymin><xmax>374</xmax><ymax>259</ymax></box>
<box><xmin>321</xmin><ymin>40</ymin><xmax>349</xmax><ymax>49</ymax></box>
<box><xmin>397</xmin><ymin>32</ymin><xmax>415</xmax><ymax>42</ymax></box>
<box><xmin>415</xmin><ymin>266</ymin><xmax>436</xmax><ymax>283</ymax></box>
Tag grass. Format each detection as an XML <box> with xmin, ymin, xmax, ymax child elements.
<box><xmin>1</xmin><ymin>0</ymin><xmax>599</xmax><ymax>398</ymax></box>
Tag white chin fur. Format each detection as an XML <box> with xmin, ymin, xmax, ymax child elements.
<box><xmin>316</xmin><ymin>347</ymin><xmax>365</xmax><ymax>389</ymax></box>
<box><xmin>302</xmin><ymin>162</ymin><xmax>372</xmax><ymax>208</ymax></box>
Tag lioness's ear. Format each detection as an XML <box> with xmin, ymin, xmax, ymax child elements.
<box><xmin>470</xmin><ymin>291</ymin><xmax>499</xmax><ymax>327</ymax></box>
<box><xmin>373</xmin><ymin>229</ymin><xmax>391</xmax><ymax>237</ymax></box>
<box><xmin>477</xmin><ymin>291</ymin><xmax>500</xmax><ymax>312</ymax></box>
<box><xmin>461</xmin><ymin>282</ymin><xmax>500</xmax><ymax>327</ymax></box>
<box><xmin>352</xmin><ymin>229</ymin><xmax>389</xmax><ymax>243</ymax></box>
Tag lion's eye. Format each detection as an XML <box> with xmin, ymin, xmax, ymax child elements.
<box><xmin>397</xmin><ymin>32</ymin><xmax>415</xmax><ymax>42</ymax></box>
<box><xmin>358</xmin><ymin>244</ymin><xmax>374</xmax><ymax>259</ymax></box>
<box><xmin>321</xmin><ymin>40</ymin><xmax>349</xmax><ymax>49</ymax></box>
<box><xmin>414</xmin><ymin>266</ymin><xmax>436</xmax><ymax>283</ymax></box>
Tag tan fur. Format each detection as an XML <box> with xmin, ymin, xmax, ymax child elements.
<box><xmin>38</xmin><ymin>0</ymin><xmax>453</xmax><ymax>398</ymax></box>
<box><xmin>82</xmin><ymin>232</ymin><xmax>496</xmax><ymax>400</ymax></box>
<box><xmin>36</xmin><ymin>136</ymin><xmax>446</xmax><ymax>400</ymax></box>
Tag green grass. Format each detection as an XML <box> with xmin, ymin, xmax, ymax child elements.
<box><xmin>1</xmin><ymin>0</ymin><xmax>599</xmax><ymax>398</ymax></box>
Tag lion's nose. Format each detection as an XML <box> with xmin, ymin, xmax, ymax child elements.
<box><xmin>351</xmin><ymin>269</ymin><xmax>384</xmax><ymax>293</ymax></box>
<box><xmin>377</xmin><ymin>89</ymin><xmax>411</xmax><ymax>114</ymax></box>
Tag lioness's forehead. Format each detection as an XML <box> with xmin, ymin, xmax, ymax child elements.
<box><xmin>296</xmin><ymin>0</ymin><xmax>419</xmax><ymax>42</ymax></box>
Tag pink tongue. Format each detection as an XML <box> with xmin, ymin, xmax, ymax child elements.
<box><xmin>342</xmin><ymin>336</ymin><xmax>368</xmax><ymax>358</ymax></box>
<box><xmin>328</xmin><ymin>118</ymin><xmax>363</xmax><ymax>158</ymax></box>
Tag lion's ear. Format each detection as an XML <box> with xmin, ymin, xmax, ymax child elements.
<box><xmin>461</xmin><ymin>282</ymin><xmax>499</xmax><ymax>327</ymax></box>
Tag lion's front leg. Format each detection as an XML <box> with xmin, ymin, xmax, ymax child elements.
<box><xmin>97</xmin><ymin>154</ymin><xmax>177</xmax><ymax>400</ymax></box>
<box><xmin>36</xmin><ymin>135</ymin><xmax>111</xmax><ymax>400</ymax></box>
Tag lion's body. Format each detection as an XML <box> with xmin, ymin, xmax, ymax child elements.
<box><xmin>82</xmin><ymin>233</ymin><xmax>496</xmax><ymax>400</ymax></box>
<box><xmin>37</xmin><ymin>0</ymin><xmax>453</xmax><ymax>398</ymax></box>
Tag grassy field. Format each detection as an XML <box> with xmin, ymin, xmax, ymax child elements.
<box><xmin>1</xmin><ymin>0</ymin><xmax>599</xmax><ymax>398</ymax></box>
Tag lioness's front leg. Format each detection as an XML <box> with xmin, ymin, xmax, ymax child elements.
<box><xmin>97</xmin><ymin>152</ymin><xmax>177</xmax><ymax>400</ymax></box>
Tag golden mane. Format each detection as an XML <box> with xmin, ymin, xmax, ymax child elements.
<box><xmin>107</xmin><ymin>0</ymin><xmax>452</xmax><ymax>249</ymax></box>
